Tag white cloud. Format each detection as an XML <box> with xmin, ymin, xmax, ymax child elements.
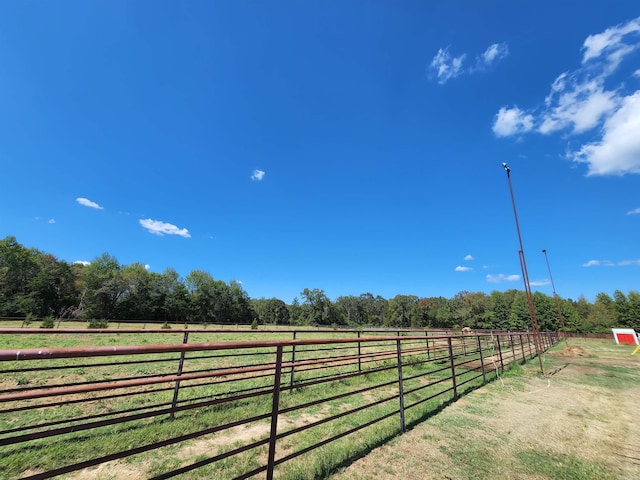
<box><xmin>586</xmin><ymin>258</ymin><xmax>640</xmax><ymax>267</ymax></box>
<box><xmin>455</xmin><ymin>265</ymin><xmax>473</xmax><ymax>272</ymax></box>
<box><xmin>493</xmin><ymin>16</ymin><xmax>640</xmax><ymax>176</ymax></box>
<box><xmin>429</xmin><ymin>42</ymin><xmax>507</xmax><ymax>84</ymax></box>
<box><xmin>479</xmin><ymin>42</ymin><xmax>509</xmax><ymax>66</ymax></box>
<box><xmin>144</xmin><ymin>264</ymin><xmax>151</xmax><ymax>271</ymax></box>
<box><xmin>486</xmin><ymin>273</ymin><xmax>520</xmax><ymax>283</ymax></box>
<box><xmin>539</xmin><ymin>78</ymin><xmax>619</xmax><ymax>134</ymax></box>
<box><xmin>464</xmin><ymin>254</ymin><xmax>474</xmax><ymax>261</ymax></box>
<box><xmin>582</xmin><ymin>17</ymin><xmax>640</xmax><ymax>66</ymax></box>
<box><xmin>571</xmin><ymin>91</ymin><xmax>640</xmax><ymax>175</ymax></box>
<box><xmin>583</xmin><ymin>259</ymin><xmax>627</xmax><ymax>267</ymax></box>
<box><xmin>627</xmin><ymin>207</ymin><xmax>640</xmax><ymax>215</ymax></box>
<box><xmin>73</xmin><ymin>260</ymin><xmax>91</xmax><ymax>266</ymax></box>
<box><xmin>48</xmin><ymin>218</ymin><xmax>56</xmax><ymax>224</ymax></box>
<box><xmin>251</xmin><ymin>169</ymin><xmax>265</xmax><ymax>181</ymax></box>
<box><xmin>529</xmin><ymin>279</ymin><xmax>551</xmax><ymax>287</ymax></box>
<box><xmin>492</xmin><ymin>106</ymin><xmax>534</xmax><ymax>137</ymax></box>
<box><xmin>76</xmin><ymin>197</ymin><xmax>104</xmax><ymax>210</ymax></box>
<box><xmin>139</xmin><ymin>219</ymin><xmax>191</xmax><ymax>238</ymax></box>
<box><xmin>635</xmin><ymin>69</ymin><xmax>640</xmax><ymax>77</ymax></box>
<box><xmin>430</xmin><ymin>48</ymin><xmax>466</xmax><ymax>84</ymax></box>
<box><xmin>618</xmin><ymin>259</ymin><xmax>640</xmax><ymax>266</ymax></box>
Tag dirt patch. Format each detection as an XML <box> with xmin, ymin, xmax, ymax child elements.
<box><xmin>554</xmin><ymin>345</ymin><xmax>590</xmax><ymax>356</ymax></box>
<box><xmin>65</xmin><ymin>461</ymin><xmax>147</xmax><ymax>480</ymax></box>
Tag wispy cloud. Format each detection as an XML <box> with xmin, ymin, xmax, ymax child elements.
<box><xmin>493</xmin><ymin>16</ymin><xmax>640</xmax><ymax>176</ymax></box>
<box><xmin>582</xmin><ymin>259</ymin><xmax>601</xmax><ymax>267</ymax></box>
<box><xmin>486</xmin><ymin>273</ymin><xmax>520</xmax><ymax>283</ymax></box>
<box><xmin>251</xmin><ymin>169</ymin><xmax>265</xmax><ymax>181</ymax></box>
<box><xmin>76</xmin><ymin>197</ymin><xmax>104</xmax><ymax>210</ymax></box>
<box><xmin>464</xmin><ymin>254</ymin><xmax>474</xmax><ymax>261</ymax></box>
<box><xmin>626</xmin><ymin>207</ymin><xmax>640</xmax><ymax>215</ymax></box>
<box><xmin>455</xmin><ymin>266</ymin><xmax>473</xmax><ymax>272</ymax></box>
<box><xmin>47</xmin><ymin>218</ymin><xmax>56</xmax><ymax>224</ymax></box>
<box><xmin>617</xmin><ymin>259</ymin><xmax>640</xmax><ymax>266</ymax></box>
<box><xmin>429</xmin><ymin>42</ymin><xmax>508</xmax><ymax>84</ymax></box>
<box><xmin>479</xmin><ymin>43</ymin><xmax>509</xmax><ymax>68</ymax></box>
<box><xmin>430</xmin><ymin>48</ymin><xmax>466</xmax><ymax>84</ymax></box>
<box><xmin>529</xmin><ymin>279</ymin><xmax>551</xmax><ymax>287</ymax></box>
<box><xmin>139</xmin><ymin>219</ymin><xmax>191</xmax><ymax>238</ymax></box>
<box><xmin>582</xmin><ymin>258</ymin><xmax>638</xmax><ymax>267</ymax></box>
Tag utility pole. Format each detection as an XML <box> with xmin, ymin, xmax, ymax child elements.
<box><xmin>542</xmin><ymin>248</ymin><xmax>568</xmax><ymax>344</ymax></box>
<box><xmin>502</xmin><ymin>163</ymin><xmax>545</xmax><ymax>373</ymax></box>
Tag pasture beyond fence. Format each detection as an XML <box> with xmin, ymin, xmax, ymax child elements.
<box><xmin>0</xmin><ymin>328</ymin><xmax>558</xmax><ymax>480</ymax></box>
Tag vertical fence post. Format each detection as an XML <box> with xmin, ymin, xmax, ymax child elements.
<box><xmin>477</xmin><ymin>335</ymin><xmax>487</xmax><ymax>385</ymax></box>
<box><xmin>496</xmin><ymin>335</ymin><xmax>504</xmax><ymax>373</ymax></box>
<box><xmin>519</xmin><ymin>334</ymin><xmax>525</xmax><ymax>362</ymax></box>
<box><xmin>527</xmin><ymin>333</ymin><xmax>533</xmax><ymax>358</ymax></box>
<box><xmin>357</xmin><ymin>331</ymin><xmax>362</xmax><ymax>373</ymax></box>
<box><xmin>170</xmin><ymin>330</ymin><xmax>190</xmax><ymax>420</ymax></box>
<box><xmin>396</xmin><ymin>338</ymin><xmax>406</xmax><ymax>433</ymax></box>
<box><xmin>425</xmin><ymin>331</ymin><xmax>430</xmax><ymax>360</ymax></box>
<box><xmin>447</xmin><ymin>337</ymin><xmax>458</xmax><ymax>401</ymax></box>
<box><xmin>289</xmin><ymin>331</ymin><xmax>297</xmax><ymax>391</ymax></box>
<box><xmin>266</xmin><ymin>345</ymin><xmax>284</xmax><ymax>480</ymax></box>
<box><xmin>509</xmin><ymin>334</ymin><xmax>516</xmax><ymax>366</ymax></box>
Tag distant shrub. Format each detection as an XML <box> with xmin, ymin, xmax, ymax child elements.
<box><xmin>161</xmin><ymin>322</ymin><xmax>171</xmax><ymax>329</ymax></box>
<box><xmin>88</xmin><ymin>319</ymin><xmax>109</xmax><ymax>329</ymax></box>
<box><xmin>22</xmin><ymin>313</ymin><xmax>35</xmax><ymax>327</ymax></box>
<box><xmin>40</xmin><ymin>315</ymin><xmax>55</xmax><ymax>329</ymax></box>
<box><xmin>251</xmin><ymin>319</ymin><xmax>259</xmax><ymax>330</ymax></box>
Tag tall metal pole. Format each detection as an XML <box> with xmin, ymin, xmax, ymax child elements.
<box><xmin>501</xmin><ymin>163</ymin><xmax>545</xmax><ymax>373</ymax></box>
<box><xmin>542</xmin><ymin>249</ymin><xmax>568</xmax><ymax>344</ymax></box>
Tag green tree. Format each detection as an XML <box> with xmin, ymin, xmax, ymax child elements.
<box><xmin>0</xmin><ymin>236</ymin><xmax>41</xmax><ymax>316</ymax></box>
<box><xmin>335</xmin><ymin>295</ymin><xmax>368</xmax><ymax>326</ymax></box>
<box><xmin>509</xmin><ymin>291</ymin><xmax>530</xmax><ymax>331</ymax></box>
<box><xmin>490</xmin><ymin>290</ymin><xmax>511</xmax><ymax>330</ymax></box>
<box><xmin>82</xmin><ymin>253</ymin><xmax>125</xmax><ymax>320</ymax></box>
<box><xmin>259</xmin><ymin>298</ymin><xmax>290</xmax><ymax>325</ymax></box>
<box><xmin>613</xmin><ymin>290</ymin><xmax>632</xmax><ymax>327</ymax></box>
<box><xmin>626</xmin><ymin>291</ymin><xmax>640</xmax><ymax>331</ymax></box>
<box><xmin>300</xmin><ymin>288</ymin><xmax>334</xmax><ymax>325</ymax></box>
<box><xmin>533</xmin><ymin>292</ymin><xmax>556</xmax><ymax>332</ymax></box>
<box><xmin>384</xmin><ymin>295</ymin><xmax>418</xmax><ymax>328</ymax></box>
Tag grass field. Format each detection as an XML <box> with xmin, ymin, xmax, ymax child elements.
<box><xmin>331</xmin><ymin>338</ymin><xmax>640</xmax><ymax>480</ymax></box>
<box><xmin>0</xmin><ymin>325</ymin><xmax>561</xmax><ymax>479</ymax></box>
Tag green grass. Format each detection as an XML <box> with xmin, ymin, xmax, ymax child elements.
<box><xmin>0</xmin><ymin>327</ymin><xmax>545</xmax><ymax>479</ymax></box>
<box><xmin>328</xmin><ymin>338</ymin><xmax>640</xmax><ymax>480</ymax></box>
<box><xmin>516</xmin><ymin>449</ymin><xmax>617</xmax><ymax>480</ymax></box>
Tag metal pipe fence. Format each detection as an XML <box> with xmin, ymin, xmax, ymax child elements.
<box><xmin>0</xmin><ymin>330</ymin><xmax>558</xmax><ymax>479</ymax></box>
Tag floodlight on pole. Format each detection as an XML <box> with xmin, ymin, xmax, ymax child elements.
<box><xmin>501</xmin><ymin>163</ymin><xmax>545</xmax><ymax>373</ymax></box>
<box><xmin>542</xmin><ymin>248</ymin><xmax>568</xmax><ymax>344</ymax></box>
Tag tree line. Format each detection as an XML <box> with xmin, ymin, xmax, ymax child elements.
<box><xmin>1</xmin><ymin>236</ymin><xmax>638</xmax><ymax>332</ymax></box>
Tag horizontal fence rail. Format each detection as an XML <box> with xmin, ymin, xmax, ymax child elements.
<box><xmin>0</xmin><ymin>329</ymin><xmax>558</xmax><ymax>479</ymax></box>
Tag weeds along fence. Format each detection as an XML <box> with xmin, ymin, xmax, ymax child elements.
<box><xmin>0</xmin><ymin>329</ymin><xmax>558</xmax><ymax>480</ymax></box>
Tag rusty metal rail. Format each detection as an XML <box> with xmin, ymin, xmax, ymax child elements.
<box><xmin>0</xmin><ymin>330</ymin><xmax>558</xmax><ymax>479</ymax></box>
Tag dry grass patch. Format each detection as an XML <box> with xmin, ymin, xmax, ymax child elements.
<box><xmin>330</xmin><ymin>339</ymin><xmax>640</xmax><ymax>480</ymax></box>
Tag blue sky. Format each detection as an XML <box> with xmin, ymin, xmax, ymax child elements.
<box><xmin>1</xmin><ymin>1</ymin><xmax>639</xmax><ymax>303</ymax></box>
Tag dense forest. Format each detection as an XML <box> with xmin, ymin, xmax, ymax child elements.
<box><xmin>1</xmin><ymin>236</ymin><xmax>638</xmax><ymax>332</ymax></box>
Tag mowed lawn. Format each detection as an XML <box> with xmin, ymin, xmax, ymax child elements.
<box><xmin>330</xmin><ymin>338</ymin><xmax>640</xmax><ymax>480</ymax></box>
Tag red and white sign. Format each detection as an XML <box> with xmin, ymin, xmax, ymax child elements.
<box><xmin>612</xmin><ymin>328</ymin><xmax>639</xmax><ymax>345</ymax></box>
